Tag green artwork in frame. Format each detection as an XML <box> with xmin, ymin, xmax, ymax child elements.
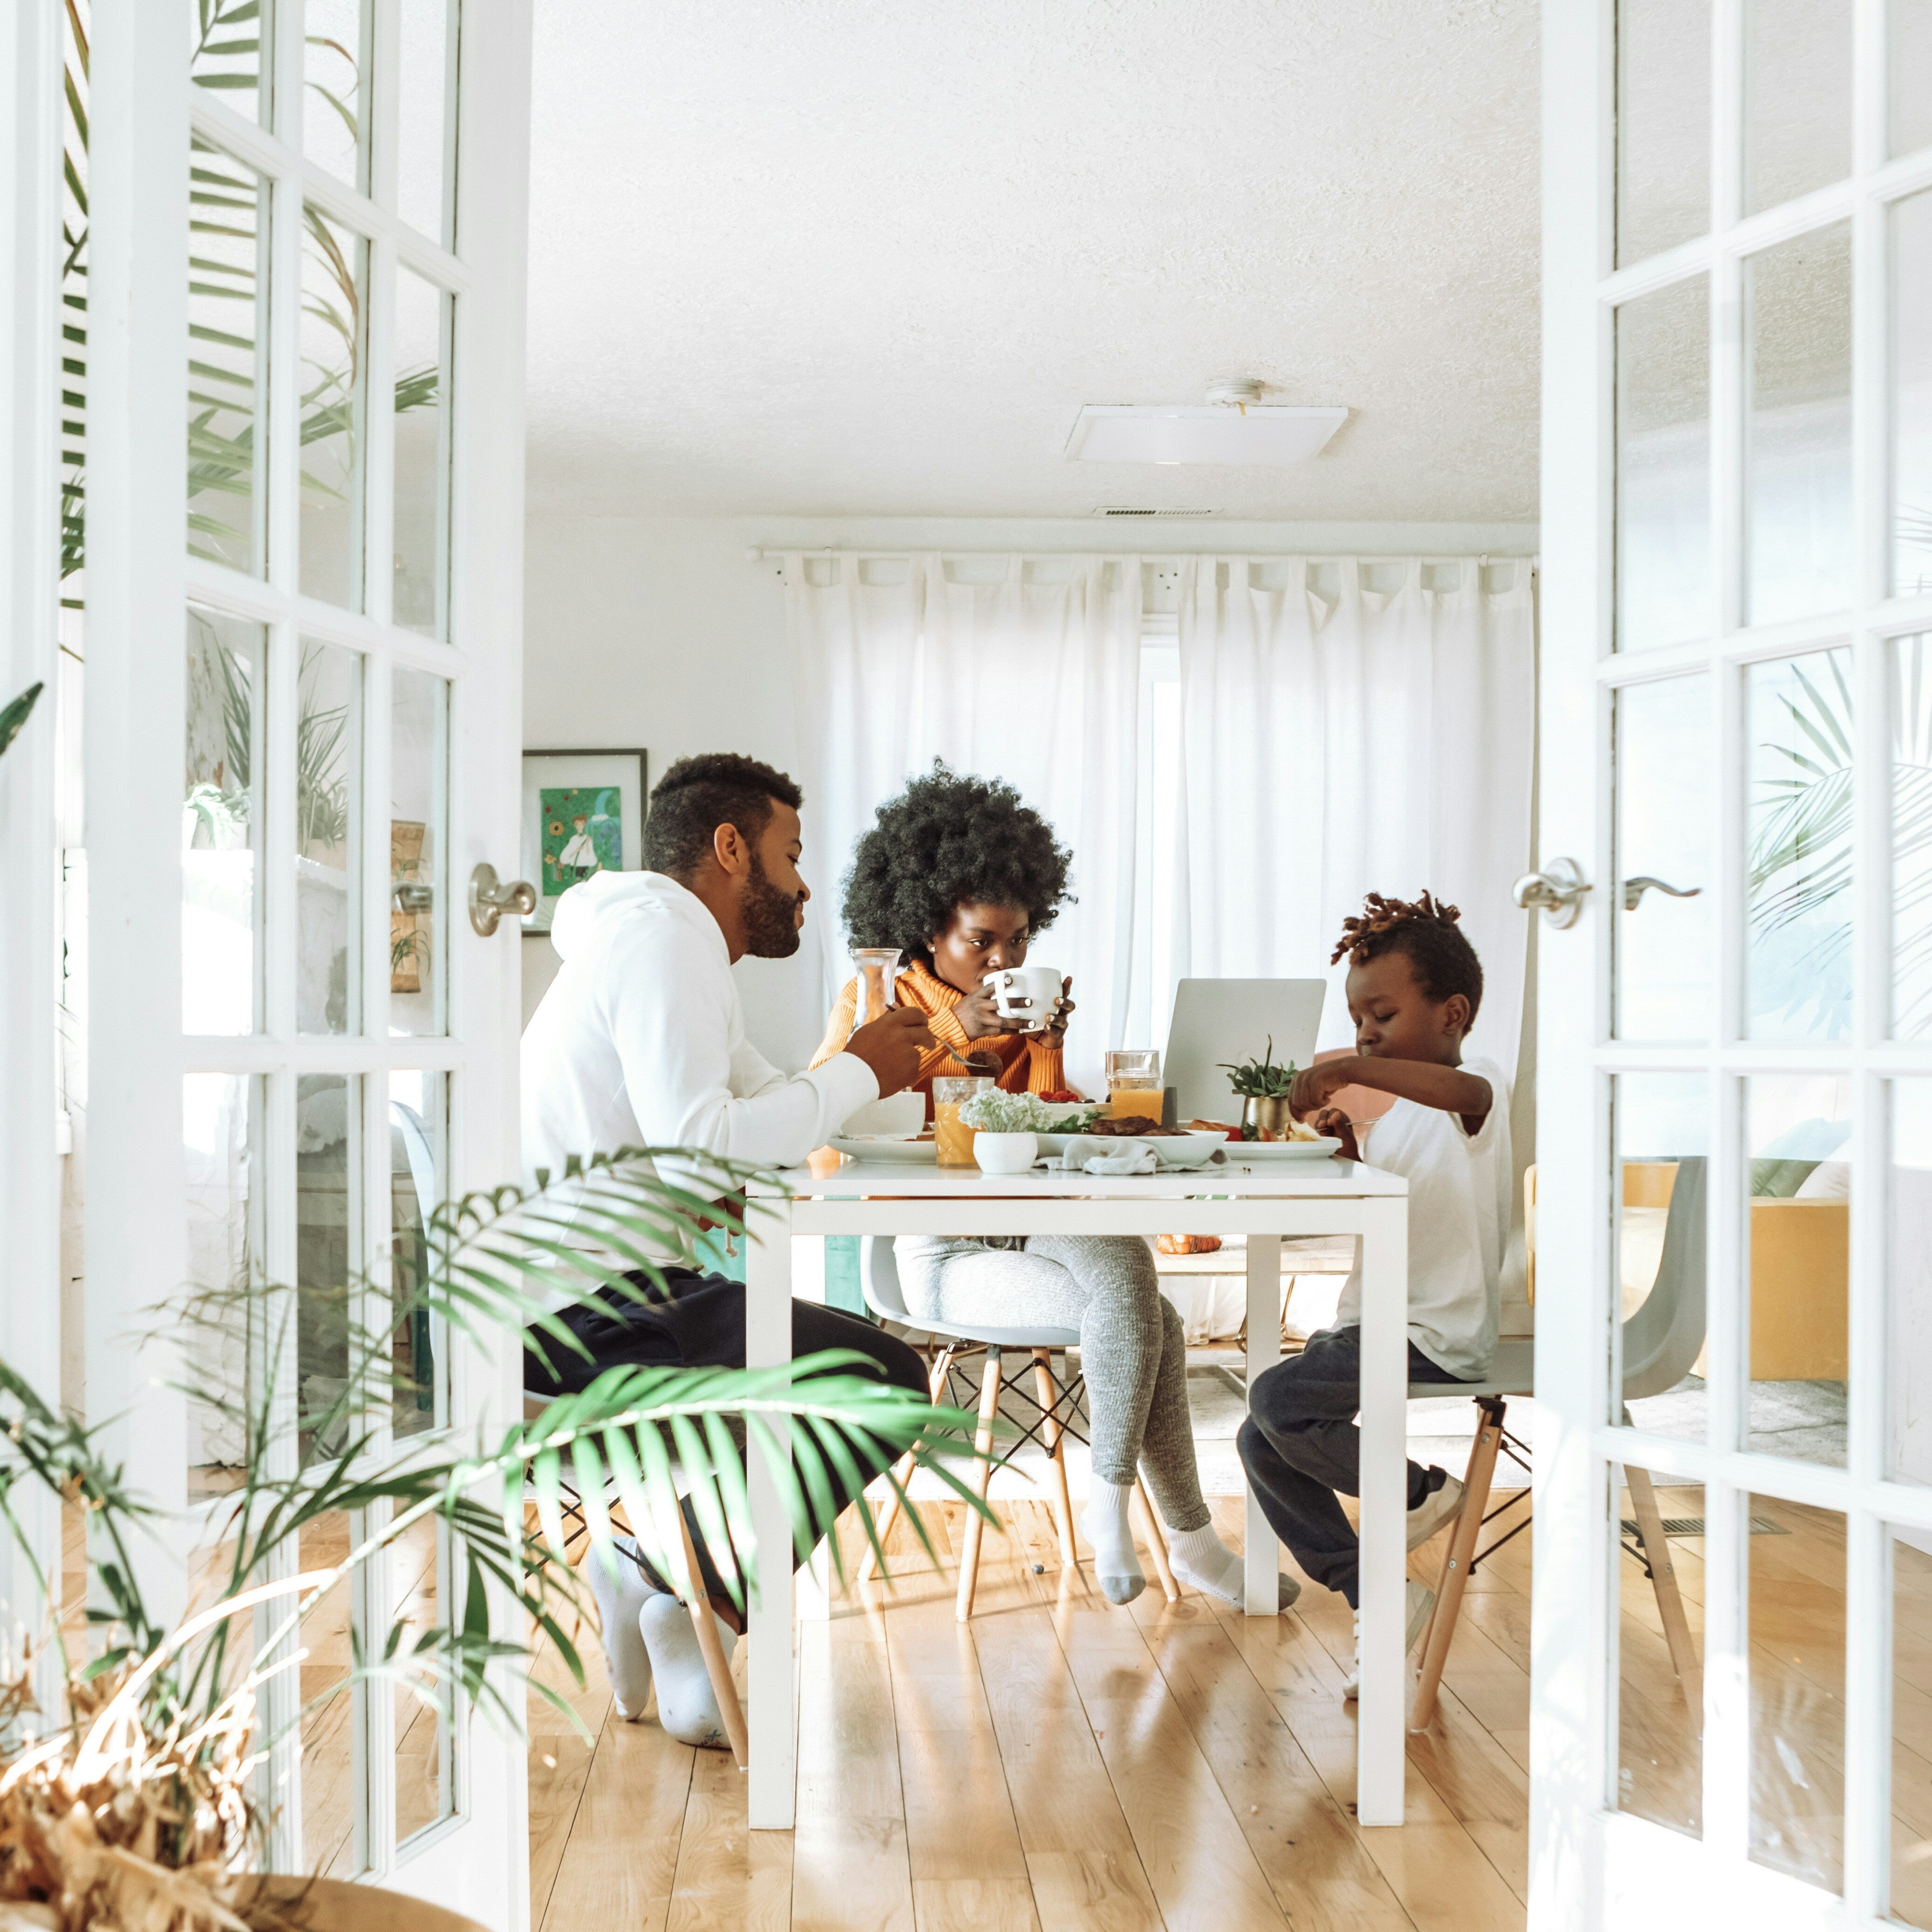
<box><xmin>539</xmin><ymin>786</ymin><xmax>623</xmax><ymax>900</ymax></box>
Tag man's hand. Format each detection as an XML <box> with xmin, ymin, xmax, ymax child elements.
<box><xmin>842</xmin><ymin>1005</ymin><xmax>938</xmax><ymax>1095</ymax></box>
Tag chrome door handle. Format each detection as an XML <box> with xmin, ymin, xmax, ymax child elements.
<box><xmin>1622</xmin><ymin>875</ymin><xmax>1702</xmax><ymax>912</ymax></box>
<box><xmin>468</xmin><ymin>861</ymin><xmax>538</xmax><ymax>937</ymax></box>
<box><xmin>1512</xmin><ymin>857</ymin><xmax>1592</xmax><ymax>928</ymax></box>
<box><xmin>392</xmin><ymin>883</ymin><xmax>435</xmax><ymax>914</ymax></box>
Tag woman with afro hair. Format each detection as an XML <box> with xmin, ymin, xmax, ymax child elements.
<box><xmin>812</xmin><ymin>765</ymin><xmax>1287</xmax><ymax>1613</ymax></box>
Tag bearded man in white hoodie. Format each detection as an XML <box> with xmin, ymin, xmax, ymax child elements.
<box><xmin>522</xmin><ymin>752</ymin><xmax>935</xmax><ymax>1746</ymax></box>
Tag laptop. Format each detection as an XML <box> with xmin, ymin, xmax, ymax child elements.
<box><xmin>1162</xmin><ymin>978</ymin><xmax>1327</xmax><ymax>1125</ymax></box>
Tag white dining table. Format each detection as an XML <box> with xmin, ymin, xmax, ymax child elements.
<box><xmin>740</xmin><ymin>1150</ymin><xmax>1412</xmax><ymax>1832</ymax></box>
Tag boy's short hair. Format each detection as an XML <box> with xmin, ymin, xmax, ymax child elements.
<box><xmin>643</xmin><ymin>753</ymin><xmax>803</xmax><ymax>880</ymax></box>
<box><xmin>1331</xmin><ymin>891</ymin><xmax>1484</xmax><ymax>1021</ymax></box>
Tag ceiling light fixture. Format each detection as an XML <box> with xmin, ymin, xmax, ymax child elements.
<box><xmin>1064</xmin><ymin>378</ymin><xmax>1346</xmax><ymax>468</ymax></box>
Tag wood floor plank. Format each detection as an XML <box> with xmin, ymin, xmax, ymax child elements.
<box><xmin>910</xmin><ymin>1878</ymin><xmax>1042</xmax><ymax>1932</ymax></box>
<box><xmin>539</xmin><ymin>1715</ymin><xmax>697</xmax><ymax>1932</ymax></box>
<box><xmin>665</xmin><ymin>1745</ymin><xmax>794</xmax><ymax>1932</ymax></box>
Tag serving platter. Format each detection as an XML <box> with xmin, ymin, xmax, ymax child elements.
<box><xmin>1214</xmin><ymin>1137</ymin><xmax>1344</xmax><ymax>1161</ymax></box>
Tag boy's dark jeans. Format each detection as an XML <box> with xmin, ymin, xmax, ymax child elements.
<box><xmin>1236</xmin><ymin>1324</ymin><xmax>1475</xmax><ymax>1609</ymax></box>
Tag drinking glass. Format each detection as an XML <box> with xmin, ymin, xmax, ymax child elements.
<box><xmin>850</xmin><ymin>946</ymin><xmax>903</xmax><ymax>1029</ymax></box>
<box><xmin>932</xmin><ymin>1075</ymin><xmax>992</xmax><ymax>1167</ymax></box>
<box><xmin>1106</xmin><ymin>1049</ymin><xmax>1163</xmax><ymax>1123</ymax></box>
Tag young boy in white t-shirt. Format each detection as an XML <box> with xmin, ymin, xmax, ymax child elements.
<box><xmin>1237</xmin><ymin>892</ymin><xmax>1512</xmax><ymax>1696</ymax></box>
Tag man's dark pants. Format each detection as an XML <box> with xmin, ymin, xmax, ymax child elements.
<box><xmin>1236</xmin><ymin>1323</ymin><xmax>1472</xmax><ymax>1610</ymax></box>
<box><xmin>523</xmin><ymin>1269</ymin><xmax>929</xmax><ymax>1605</ymax></box>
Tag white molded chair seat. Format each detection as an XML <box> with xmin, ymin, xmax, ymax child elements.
<box><xmin>1409</xmin><ymin>1336</ymin><xmax>1536</xmax><ymax>1402</ymax></box>
<box><xmin>858</xmin><ymin>1235</ymin><xmax>1080</xmax><ymax>1351</ymax></box>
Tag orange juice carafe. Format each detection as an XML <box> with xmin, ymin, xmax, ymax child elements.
<box><xmin>1105</xmin><ymin>1049</ymin><xmax>1163</xmax><ymax>1123</ymax></box>
<box><xmin>932</xmin><ymin>1075</ymin><xmax>991</xmax><ymax>1167</ymax></box>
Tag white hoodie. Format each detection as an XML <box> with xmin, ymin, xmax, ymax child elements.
<box><xmin>521</xmin><ymin>870</ymin><xmax>878</xmax><ymax>1189</ymax></box>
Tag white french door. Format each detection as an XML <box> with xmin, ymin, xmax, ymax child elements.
<box><xmin>1536</xmin><ymin>1</ymin><xmax>1932</xmax><ymax>1927</ymax></box>
<box><xmin>83</xmin><ymin>1</ymin><xmax>532</xmax><ymax>1922</ymax></box>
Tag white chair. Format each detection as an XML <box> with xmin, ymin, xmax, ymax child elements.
<box><xmin>1408</xmin><ymin>1156</ymin><xmax>1707</xmax><ymax>1728</ymax></box>
<box><xmin>856</xmin><ymin>1235</ymin><xmax>1179</xmax><ymax>1620</ymax></box>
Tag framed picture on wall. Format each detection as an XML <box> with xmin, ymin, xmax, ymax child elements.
<box><xmin>520</xmin><ymin>748</ymin><xmax>648</xmax><ymax>934</ymax></box>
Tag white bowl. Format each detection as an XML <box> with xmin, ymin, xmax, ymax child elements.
<box><xmin>1059</xmin><ymin>1129</ymin><xmax>1226</xmax><ymax>1170</ymax></box>
<box><xmin>973</xmin><ymin>1132</ymin><xmax>1038</xmax><ymax>1174</ymax></box>
<box><xmin>841</xmin><ymin>1089</ymin><xmax>927</xmax><ymax>1139</ymax></box>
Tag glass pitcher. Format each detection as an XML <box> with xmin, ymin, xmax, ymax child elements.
<box><xmin>850</xmin><ymin>946</ymin><xmax>904</xmax><ymax>1029</ymax></box>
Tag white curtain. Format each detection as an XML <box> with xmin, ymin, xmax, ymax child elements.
<box><xmin>788</xmin><ymin>552</ymin><xmax>1142</xmax><ymax>1095</ymax></box>
<box><xmin>1172</xmin><ymin>556</ymin><xmax>1536</xmax><ymax>1078</ymax></box>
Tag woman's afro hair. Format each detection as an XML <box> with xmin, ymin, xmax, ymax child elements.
<box><xmin>841</xmin><ymin>762</ymin><xmax>1073</xmax><ymax>960</ymax></box>
<box><xmin>1331</xmin><ymin>890</ymin><xmax>1485</xmax><ymax>1021</ymax></box>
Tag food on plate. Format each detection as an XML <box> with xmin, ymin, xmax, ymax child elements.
<box><xmin>958</xmin><ymin>1090</ymin><xmax>1104</xmax><ymax>1134</ymax></box>
<box><xmin>1036</xmin><ymin>1088</ymin><xmax>1084</xmax><ymax>1105</ymax></box>
<box><xmin>1080</xmin><ymin>1118</ymin><xmax>1188</xmax><ymax>1139</ymax></box>
<box><xmin>1157</xmin><ymin>1234</ymin><xmax>1223</xmax><ymax>1256</ymax></box>
<box><xmin>1187</xmin><ymin>1118</ymin><xmax>1245</xmax><ymax>1142</ymax></box>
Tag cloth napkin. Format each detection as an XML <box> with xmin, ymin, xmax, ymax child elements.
<box><xmin>1046</xmin><ymin>1138</ymin><xmax>1159</xmax><ymax>1175</ymax></box>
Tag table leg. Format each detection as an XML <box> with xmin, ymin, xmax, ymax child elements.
<box><xmin>1357</xmin><ymin>1198</ymin><xmax>1408</xmax><ymax>1828</ymax></box>
<box><xmin>745</xmin><ymin>1209</ymin><xmax>794</xmax><ymax>1829</ymax></box>
<box><xmin>1244</xmin><ymin>1234</ymin><xmax>1282</xmax><ymax>1615</ymax></box>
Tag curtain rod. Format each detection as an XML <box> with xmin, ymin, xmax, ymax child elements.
<box><xmin>745</xmin><ymin>545</ymin><xmax>1539</xmax><ymax>567</ymax></box>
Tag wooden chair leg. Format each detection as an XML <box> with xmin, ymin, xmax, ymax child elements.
<box><xmin>675</xmin><ymin>1502</ymin><xmax>749</xmax><ymax>1768</ymax></box>
<box><xmin>1033</xmin><ymin>1349</ymin><xmax>1079</xmax><ymax>1571</ymax></box>
<box><xmin>1625</xmin><ymin>1460</ymin><xmax>1702</xmax><ymax>1719</ymax></box>
<box><xmin>1411</xmin><ymin>1396</ymin><xmax>1505</xmax><ymax>1732</ymax></box>
<box><xmin>861</xmin><ymin>1345</ymin><xmax>953</xmax><ymax>1584</ymax></box>
<box><xmin>956</xmin><ymin>1347</ymin><xmax>1004</xmax><ymax>1622</ymax></box>
<box><xmin>1132</xmin><ymin>1479</ymin><xmax>1181</xmax><ymax>1602</ymax></box>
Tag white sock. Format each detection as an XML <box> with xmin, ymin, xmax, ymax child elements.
<box><xmin>1164</xmin><ymin>1524</ymin><xmax>1302</xmax><ymax>1611</ymax></box>
<box><xmin>638</xmin><ymin>1591</ymin><xmax>740</xmax><ymax>1748</ymax></box>
<box><xmin>587</xmin><ymin>1535</ymin><xmax>657</xmax><ymax>1720</ymax></box>
<box><xmin>1079</xmin><ymin>1478</ymin><xmax>1146</xmax><ymax>1605</ymax></box>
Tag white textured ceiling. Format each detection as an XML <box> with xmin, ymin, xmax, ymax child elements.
<box><xmin>524</xmin><ymin>0</ymin><xmax>1540</xmax><ymax>523</ymax></box>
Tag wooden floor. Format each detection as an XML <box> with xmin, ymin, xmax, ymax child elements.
<box><xmin>528</xmin><ymin>1491</ymin><xmax>1539</xmax><ymax>1932</ymax></box>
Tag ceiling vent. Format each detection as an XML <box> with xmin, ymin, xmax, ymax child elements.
<box><xmin>1095</xmin><ymin>506</ymin><xmax>1219</xmax><ymax>518</ymax></box>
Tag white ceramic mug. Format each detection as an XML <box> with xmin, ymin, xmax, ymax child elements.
<box><xmin>985</xmin><ymin>965</ymin><xmax>1064</xmax><ymax>1032</ymax></box>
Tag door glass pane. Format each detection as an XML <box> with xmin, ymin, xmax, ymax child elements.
<box><xmin>388</xmin><ymin>1070</ymin><xmax>444</xmax><ymax>1438</ymax></box>
<box><xmin>1616</xmin><ymin>0</ymin><xmax>1710</xmax><ymax>265</ymax></box>
<box><xmin>188</xmin><ymin>140</ymin><xmax>265</xmax><ymax>574</ymax></box>
<box><xmin>1744</xmin><ymin>1076</ymin><xmax>1851</xmax><ymax>1466</ymax></box>
<box><xmin>184</xmin><ymin>1073</ymin><xmax>259</xmax><ymax>1506</ymax></box>
<box><xmin>392</xmin><ymin>271</ymin><xmax>451</xmax><ymax>638</ymax></box>
<box><xmin>1616</xmin><ymin>1073</ymin><xmax>1708</xmax><ymax>1441</ymax></box>
<box><xmin>297</xmin><ymin>642</ymin><xmax>361</xmax><ymax>1035</ymax></box>
<box><xmin>300</xmin><ymin>205</ymin><xmax>368</xmax><ymax>610</ymax></box>
<box><xmin>190</xmin><ymin>0</ymin><xmax>268</xmax><ymax>125</ymax></box>
<box><xmin>1615</xmin><ymin>1470</ymin><xmax>1703</xmax><ymax>1838</ymax></box>
<box><xmin>301</xmin><ymin>1511</ymin><xmax>359</xmax><ymax>1877</ymax></box>
<box><xmin>398</xmin><ymin>0</ymin><xmax>455</xmax><ymax>245</ymax></box>
<box><xmin>390</xmin><ymin>669</ymin><xmax>447</xmax><ymax>1036</ymax></box>
<box><xmin>303</xmin><ymin>0</ymin><xmax>366</xmax><ymax>187</ymax></box>
<box><xmin>1893</xmin><ymin>1526</ymin><xmax>1932</xmax><ymax>1928</ymax></box>
<box><xmin>1745</xmin><ymin>224</ymin><xmax>1853</xmax><ymax>626</ymax></box>
<box><xmin>1616</xmin><ymin>675</ymin><xmax>1712</xmax><ymax>1039</ymax></box>
<box><xmin>1898</xmin><ymin>0</ymin><xmax>1932</xmax><ymax>159</ymax></box>
<box><xmin>1747</xmin><ymin>649</ymin><xmax>1854</xmax><ymax>1042</ymax></box>
<box><xmin>1617</xmin><ymin>276</ymin><xmax>1711</xmax><ymax>651</ymax></box>
<box><xmin>1748</xmin><ymin>1494</ymin><xmax>1845</xmax><ymax>1894</ymax></box>
<box><xmin>1895</xmin><ymin>191</ymin><xmax>1932</xmax><ymax>600</ymax></box>
<box><xmin>1890</xmin><ymin>1082</ymin><xmax>1932</xmax><ymax>1488</ymax></box>
<box><xmin>1744</xmin><ymin>0</ymin><xmax>1853</xmax><ymax>214</ymax></box>
<box><xmin>393</xmin><ymin>1513</ymin><xmax>453</xmax><ymax>1842</ymax></box>
<box><xmin>1896</xmin><ymin>638</ymin><xmax>1932</xmax><ymax>1035</ymax></box>
<box><xmin>297</xmin><ymin>1073</ymin><xmax>361</xmax><ymax>1449</ymax></box>
<box><xmin>184</xmin><ymin>606</ymin><xmax>263</xmax><ymax>1035</ymax></box>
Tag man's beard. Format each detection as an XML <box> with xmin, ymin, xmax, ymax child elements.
<box><xmin>742</xmin><ymin>852</ymin><xmax>805</xmax><ymax>959</ymax></box>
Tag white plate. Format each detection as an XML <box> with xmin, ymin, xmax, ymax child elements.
<box><xmin>829</xmin><ymin>1136</ymin><xmax>937</xmax><ymax>1164</ymax></box>
<box><xmin>1216</xmin><ymin>1136</ymin><xmax>1343</xmax><ymax>1161</ymax></box>
<box><xmin>1055</xmin><ymin>1129</ymin><xmax>1230</xmax><ymax>1170</ymax></box>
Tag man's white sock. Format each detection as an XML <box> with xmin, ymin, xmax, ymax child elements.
<box><xmin>1079</xmin><ymin>1477</ymin><xmax>1146</xmax><ymax>1605</ymax></box>
<box><xmin>588</xmin><ymin>1535</ymin><xmax>657</xmax><ymax>1720</ymax></box>
<box><xmin>638</xmin><ymin>1591</ymin><xmax>740</xmax><ymax>1748</ymax></box>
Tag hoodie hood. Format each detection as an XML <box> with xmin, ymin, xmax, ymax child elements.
<box><xmin>547</xmin><ymin>869</ymin><xmax>721</xmax><ymax>963</ymax></box>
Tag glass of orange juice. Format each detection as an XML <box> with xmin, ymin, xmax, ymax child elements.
<box><xmin>1105</xmin><ymin>1049</ymin><xmax>1164</xmax><ymax>1123</ymax></box>
<box><xmin>932</xmin><ymin>1076</ymin><xmax>992</xmax><ymax>1166</ymax></box>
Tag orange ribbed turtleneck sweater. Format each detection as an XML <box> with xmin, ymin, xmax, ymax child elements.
<box><xmin>809</xmin><ymin>959</ymin><xmax>1068</xmax><ymax>1108</ymax></box>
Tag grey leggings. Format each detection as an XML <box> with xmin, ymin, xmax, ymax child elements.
<box><xmin>895</xmin><ymin>1234</ymin><xmax>1211</xmax><ymax>1534</ymax></box>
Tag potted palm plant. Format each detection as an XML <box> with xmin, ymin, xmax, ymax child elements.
<box><xmin>0</xmin><ymin>1151</ymin><xmax>988</xmax><ymax>1929</ymax></box>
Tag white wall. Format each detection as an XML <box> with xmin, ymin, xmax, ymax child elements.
<box><xmin>522</xmin><ymin>513</ymin><xmax>1540</xmax><ymax>1069</ymax></box>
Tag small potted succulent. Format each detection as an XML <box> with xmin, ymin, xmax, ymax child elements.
<box><xmin>1219</xmin><ymin>1037</ymin><xmax>1299</xmax><ymax>1140</ymax></box>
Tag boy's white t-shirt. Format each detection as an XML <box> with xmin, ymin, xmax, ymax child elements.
<box><xmin>1332</xmin><ymin>1053</ymin><xmax>1512</xmax><ymax>1381</ymax></box>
